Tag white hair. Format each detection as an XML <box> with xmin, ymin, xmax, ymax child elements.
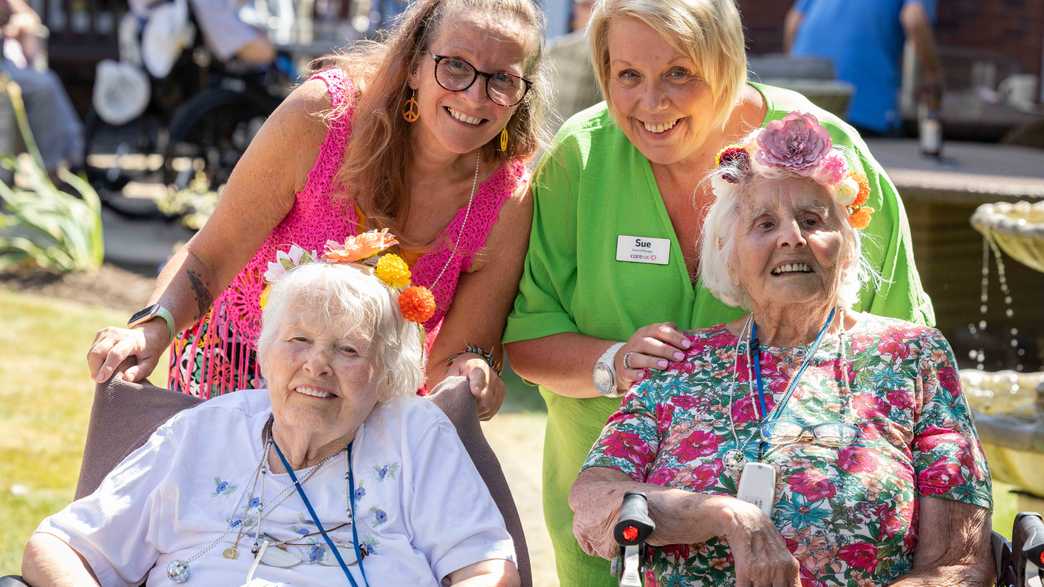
<box><xmin>256</xmin><ymin>262</ymin><xmax>425</xmax><ymax>401</ymax></box>
<box><xmin>698</xmin><ymin>168</ymin><xmax>875</xmax><ymax>311</ymax></box>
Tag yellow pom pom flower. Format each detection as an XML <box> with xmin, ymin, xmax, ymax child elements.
<box><xmin>375</xmin><ymin>254</ymin><xmax>412</xmax><ymax>289</ymax></box>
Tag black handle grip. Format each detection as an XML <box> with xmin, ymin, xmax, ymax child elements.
<box><xmin>614</xmin><ymin>491</ymin><xmax>656</xmax><ymax>546</ymax></box>
<box><xmin>1014</xmin><ymin>512</ymin><xmax>1044</xmax><ymax>587</ymax></box>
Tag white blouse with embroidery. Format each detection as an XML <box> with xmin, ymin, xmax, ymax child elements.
<box><xmin>36</xmin><ymin>390</ymin><xmax>515</xmax><ymax>587</ymax></box>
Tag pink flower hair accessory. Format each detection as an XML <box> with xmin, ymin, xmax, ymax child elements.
<box><xmin>753</xmin><ymin>112</ymin><xmax>833</xmax><ymax>175</ymax></box>
<box><xmin>712</xmin><ymin>111</ymin><xmax>876</xmax><ymax>229</ymax></box>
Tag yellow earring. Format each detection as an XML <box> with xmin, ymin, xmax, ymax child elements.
<box><xmin>402</xmin><ymin>90</ymin><xmax>420</xmax><ymax>123</ymax></box>
<box><xmin>499</xmin><ymin>127</ymin><xmax>509</xmax><ymax>152</ymax></box>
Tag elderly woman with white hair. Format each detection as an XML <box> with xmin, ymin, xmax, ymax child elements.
<box><xmin>21</xmin><ymin>250</ymin><xmax>519</xmax><ymax>586</ymax></box>
<box><xmin>506</xmin><ymin>0</ymin><xmax>935</xmax><ymax>583</ymax></box>
<box><xmin>569</xmin><ymin>113</ymin><xmax>993</xmax><ymax>586</ymax></box>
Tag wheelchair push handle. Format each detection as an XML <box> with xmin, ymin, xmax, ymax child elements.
<box><xmin>614</xmin><ymin>492</ymin><xmax>656</xmax><ymax>546</ymax></box>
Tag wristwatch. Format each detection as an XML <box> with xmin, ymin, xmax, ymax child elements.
<box><xmin>593</xmin><ymin>342</ymin><xmax>626</xmax><ymax>397</ymax></box>
<box><xmin>128</xmin><ymin>304</ymin><xmax>176</xmax><ymax>342</ymax></box>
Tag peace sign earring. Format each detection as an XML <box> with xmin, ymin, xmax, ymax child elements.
<box><xmin>402</xmin><ymin>90</ymin><xmax>420</xmax><ymax>123</ymax></box>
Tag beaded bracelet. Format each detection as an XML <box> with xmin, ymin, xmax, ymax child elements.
<box><xmin>448</xmin><ymin>344</ymin><xmax>502</xmax><ymax>375</ymax></box>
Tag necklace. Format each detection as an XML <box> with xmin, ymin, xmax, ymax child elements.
<box><xmin>164</xmin><ymin>418</ymin><xmax>342</xmax><ymax>584</ymax></box>
<box><xmin>721</xmin><ymin>309</ymin><xmax>842</xmax><ymax>473</ymax></box>
<box><xmin>240</xmin><ymin>419</ymin><xmax>343</xmax><ymax>557</ymax></box>
<box><xmin>429</xmin><ymin>152</ymin><xmax>481</xmax><ymax>289</ymax></box>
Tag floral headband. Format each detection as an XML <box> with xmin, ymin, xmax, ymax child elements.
<box><xmin>260</xmin><ymin>229</ymin><xmax>436</xmax><ymax>324</ymax></box>
<box><xmin>713</xmin><ymin>112</ymin><xmax>874</xmax><ymax>230</ymax></box>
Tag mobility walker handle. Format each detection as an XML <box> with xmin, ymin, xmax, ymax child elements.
<box><xmin>611</xmin><ymin>492</ymin><xmax>656</xmax><ymax>587</ymax></box>
<box><xmin>614</xmin><ymin>492</ymin><xmax>656</xmax><ymax>545</ymax></box>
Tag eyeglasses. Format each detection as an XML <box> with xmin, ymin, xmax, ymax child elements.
<box><xmin>759</xmin><ymin>421</ymin><xmax>859</xmax><ymax>448</ymax></box>
<box><xmin>253</xmin><ymin>531</ymin><xmax>367</xmax><ymax>569</ymax></box>
<box><xmin>431</xmin><ymin>54</ymin><xmax>532</xmax><ymax>107</ymax></box>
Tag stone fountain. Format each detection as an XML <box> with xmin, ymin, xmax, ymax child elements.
<box><xmin>964</xmin><ymin>200</ymin><xmax>1044</xmax><ymax>508</ymax></box>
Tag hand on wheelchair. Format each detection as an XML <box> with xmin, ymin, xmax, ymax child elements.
<box><xmin>87</xmin><ymin>321</ymin><xmax>168</xmax><ymax>383</ymax></box>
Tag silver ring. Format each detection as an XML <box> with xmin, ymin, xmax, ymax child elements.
<box><xmin>623</xmin><ymin>351</ymin><xmax>635</xmax><ymax>370</ymax></box>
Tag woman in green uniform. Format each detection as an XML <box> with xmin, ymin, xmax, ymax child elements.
<box><xmin>503</xmin><ymin>0</ymin><xmax>934</xmax><ymax>585</ymax></box>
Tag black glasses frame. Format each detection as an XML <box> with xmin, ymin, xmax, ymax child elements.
<box><xmin>430</xmin><ymin>54</ymin><xmax>533</xmax><ymax>107</ymax></box>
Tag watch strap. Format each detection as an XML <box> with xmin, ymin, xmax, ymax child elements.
<box><xmin>129</xmin><ymin>305</ymin><xmax>176</xmax><ymax>342</ymax></box>
<box><xmin>594</xmin><ymin>342</ymin><xmax>626</xmax><ymax>397</ymax></box>
<box><xmin>153</xmin><ymin>306</ymin><xmax>176</xmax><ymax>342</ymax></box>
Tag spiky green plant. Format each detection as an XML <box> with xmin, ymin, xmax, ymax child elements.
<box><xmin>0</xmin><ymin>73</ymin><xmax>104</xmax><ymax>273</ymax></box>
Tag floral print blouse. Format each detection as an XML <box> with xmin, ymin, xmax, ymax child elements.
<box><xmin>582</xmin><ymin>314</ymin><xmax>992</xmax><ymax>586</ymax></box>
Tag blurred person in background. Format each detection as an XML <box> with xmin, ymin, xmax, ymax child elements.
<box><xmin>192</xmin><ymin>0</ymin><xmax>276</xmax><ymax>68</ymax></box>
<box><xmin>126</xmin><ymin>0</ymin><xmax>276</xmax><ymax>68</ymax></box>
<box><xmin>376</xmin><ymin>0</ymin><xmax>410</xmax><ymax>31</ymax></box>
<box><xmin>545</xmin><ymin>0</ymin><xmax>601</xmax><ymax>126</ymax></box>
<box><xmin>784</xmin><ymin>0</ymin><xmax>943</xmax><ymax>136</ymax></box>
<box><xmin>1</xmin><ymin>0</ymin><xmax>83</xmax><ymax>174</ymax></box>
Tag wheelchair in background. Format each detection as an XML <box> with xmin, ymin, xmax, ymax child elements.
<box><xmin>82</xmin><ymin>1</ymin><xmax>296</xmax><ymax>221</ymax></box>
<box><xmin>612</xmin><ymin>491</ymin><xmax>1044</xmax><ymax>587</ymax></box>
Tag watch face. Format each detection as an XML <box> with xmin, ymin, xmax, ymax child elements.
<box><xmin>128</xmin><ymin>304</ymin><xmax>157</xmax><ymax>325</ymax></box>
<box><xmin>593</xmin><ymin>363</ymin><xmax>614</xmax><ymax>394</ymax></box>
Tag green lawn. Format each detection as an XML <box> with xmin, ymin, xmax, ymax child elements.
<box><xmin>0</xmin><ymin>287</ymin><xmax>1026</xmax><ymax>580</ymax></box>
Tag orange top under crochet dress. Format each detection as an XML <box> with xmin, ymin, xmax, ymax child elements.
<box><xmin>168</xmin><ymin>68</ymin><xmax>528</xmax><ymax>398</ymax></box>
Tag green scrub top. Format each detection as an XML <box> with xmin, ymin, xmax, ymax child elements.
<box><xmin>504</xmin><ymin>83</ymin><xmax>935</xmax><ymax>586</ymax></box>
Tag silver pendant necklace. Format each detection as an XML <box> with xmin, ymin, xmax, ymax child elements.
<box><xmin>722</xmin><ymin>315</ymin><xmax>754</xmax><ymax>474</ymax></box>
<box><xmin>166</xmin><ymin>417</ymin><xmax>339</xmax><ymax>583</ymax></box>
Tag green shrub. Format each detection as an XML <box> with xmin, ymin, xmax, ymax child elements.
<box><xmin>0</xmin><ymin>74</ymin><xmax>104</xmax><ymax>274</ymax></box>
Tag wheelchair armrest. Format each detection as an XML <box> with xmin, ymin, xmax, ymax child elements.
<box><xmin>426</xmin><ymin>377</ymin><xmax>532</xmax><ymax>587</ymax></box>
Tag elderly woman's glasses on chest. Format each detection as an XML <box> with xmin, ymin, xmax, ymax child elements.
<box><xmin>431</xmin><ymin>54</ymin><xmax>532</xmax><ymax>107</ymax></box>
<box><xmin>760</xmin><ymin>420</ymin><xmax>859</xmax><ymax>449</ymax></box>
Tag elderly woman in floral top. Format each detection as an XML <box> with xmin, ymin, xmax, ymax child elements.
<box><xmin>569</xmin><ymin>113</ymin><xmax>993</xmax><ymax>587</ymax></box>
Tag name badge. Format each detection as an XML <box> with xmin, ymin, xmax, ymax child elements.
<box><xmin>616</xmin><ymin>235</ymin><xmax>670</xmax><ymax>265</ymax></box>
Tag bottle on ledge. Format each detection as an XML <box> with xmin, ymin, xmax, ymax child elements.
<box><xmin>918</xmin><ymin>89</ymin><xmax>944</xmax><ymax>159</ymax></box>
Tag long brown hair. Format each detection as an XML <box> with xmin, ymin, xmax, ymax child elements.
<box><xmin>315</xmin><ymin>0</ymin><xmax>549</xmax><ymax>239</ymax></box>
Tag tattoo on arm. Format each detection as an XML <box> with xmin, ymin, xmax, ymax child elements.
<box><xmin>186</xmin><ymin>269</ymin><xmax>213</xmax><ymax>320</ymax></box>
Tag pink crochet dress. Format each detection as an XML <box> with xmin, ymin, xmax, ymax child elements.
<box><xmin>169</xmin><ymin>68</ymin><xmax>528</xmax><ymax>398</ymax></box>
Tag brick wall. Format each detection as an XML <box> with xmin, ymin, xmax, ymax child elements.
<box><xmin>739</xmin><ymin>0</ymin><xmax>1044</xmax><ymax>84</ymax></box>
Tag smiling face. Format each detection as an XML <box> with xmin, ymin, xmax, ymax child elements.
<box><xmin>730</xmin><ymin>177</ymin><xmax>849</xmax><ymax>310</ymax></box>
<box><xmin>408</xmin><ymin>12</ymin><xmax>532</xmax><ymax>158</ymax></box>
<box><xmin>261</xmin><ymin>299</ymin><xmax>378</xmax><ymax>446</ymax></box>
<box><xmin>605</xmin><ymin>16</ymin><xmax>716</xmax><ymax>166</ymax></box>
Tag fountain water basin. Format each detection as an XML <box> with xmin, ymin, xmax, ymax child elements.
<box><xmin>967</xmin><ymin>200</ymin><xmax>1044</xmax><ymax>498</ymax></box>
<box><xmin>961</xmin><ymin>370</ymin><xmax>1044</xmax><ymax>493</ymax></box>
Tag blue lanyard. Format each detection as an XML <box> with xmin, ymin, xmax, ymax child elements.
<box><xmin>750</xmin><ymin>307</ymin><xmax>836</xmax><ymax>427</ymax></box>
<box><xmin>272</xmin><ymin>439</ymin><xmax>370</xmax><ymax>587</ymax></box>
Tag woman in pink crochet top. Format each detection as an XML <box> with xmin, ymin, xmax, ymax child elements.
<box><xmin>87</xmin><ymin>0</ymin><xmax>549</xmax><ymax>420</ymax></box>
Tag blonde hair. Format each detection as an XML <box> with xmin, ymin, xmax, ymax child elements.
<box><xmin>257</xmin><ymin>263</ymin><xmax>425</xmax><ymax>402</ymax></box>
<box><xmin>588</xmin><ymin>0</ymin><xmax>747</xmax><ymax>129</ymax></box>
<box><xmin>698</xmin><ymin>170</ymin><xmax>872</xmax><ymax>311</ymax></box>
<box><xmin>316</xmin><ymin>0</ymin><xmax>549</xmax><ymax>243</ymax></box>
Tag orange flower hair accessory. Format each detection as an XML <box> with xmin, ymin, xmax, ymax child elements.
<box><xmin>398</xmin><ymin>286</ymin><xmax>436</xmax><ymax>323</ymax></box>
<box><xmin>323</xmin><ymin>228</ymin><xmax>398</xmax><ymax>264</ymax></box>
<box><xmin>263</xmin><ymin>229</ymin><xmax>436</xmax><ymax>324</ymax></box>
